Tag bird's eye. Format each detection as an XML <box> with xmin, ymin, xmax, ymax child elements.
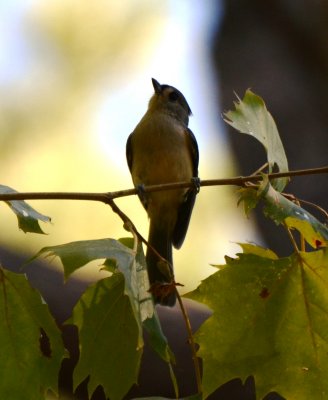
<box><xmin>168</xmin><ymin>91</ymin><xmax>179</xmax><ymax>102</ymax></box>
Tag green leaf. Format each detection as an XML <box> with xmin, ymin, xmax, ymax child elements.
<box><xmin>186</xmin><ymin>246</ymin><xmax>328</xmax><ymax>400</ymax></box>
<box><xmin>33</xmin><ymin>238</ymin><xmax>135</xmax><ymax>279</ymax></box>
<box><xmin>0</xmin><ymin>184</ymin><xmax>51</xmax><ymax>234</ymax></box>
<box><xmin>224</xmin><ymin>90</ymin><xmax>289</xmax><ymax>191</ymax></box>
<box><xmin>0</xmin><ymin>266</ymin><xmax>65</xmax><ymax>399</ymax></box>
<box><xmin>132</xmin><ymin>395</ymin><xmax>201</xmax><ymax>400</ymax></box>
<box><xmin>111</xmin><ymin>238</ymin><xmax>175</xmax><ymax>365</ymax></box>
<box><xmin>103</xmin><ymin>238</ymin><xmax>153</xmax><ymax>334</ymax></box>
<box><xmin>143</xmin><ymin>317</ymin><xmax>175</xmax><ymax>364</ymax></box>
<box><xmin>260</xmin><ymin>178</ymin><xmax>328</xmax><ymax>248</ymax></box>
<box><xmin>36</xmin><ymin>237</ymin><xmax>176</xmax><ymax>396</ymax></box>
<box><xmin>71</xmin><ymin>273</ymin><xmax>143</xmax><ymax>400</ymax></box>
<box><xmin>237</xmin><ymin>187</ymin><xmax>261</xmax><ymax>217</ymax></box>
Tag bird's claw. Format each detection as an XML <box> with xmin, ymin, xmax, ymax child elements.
<box><xmin>136</xmin><ymin>184</ymin><xmax>148</xmax><ymax>207</ymax></box>
<box><xmin>191</xmin><ymin>177</ymin><xmax>201</xmax><ymax>193</ymax></box>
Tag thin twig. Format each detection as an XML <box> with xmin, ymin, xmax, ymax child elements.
<box><xmin>107</xmin><ymin>198</ymin><xmax>172</xmax><ymax>271</ymax></box>
<box><xmin>0</xmin><ymin>166</ymin><xmax>327</xmax><ymax>203</ymax></box>
<box><xmin>109</xmin><ymin>197</ymin><xmax>198</xmax><ymax>394</ymax></box>
<box><xmin>176</xmin><ymin>291</ymin><xmax>202</xmax><ymax>395</ymax></box>
<box><xmin>250</xmin><ymin>162</ymin><xmax>269</xmax><ymax>176</ymax></box>
<box><xmin>297</xmin><ymin>199</ymin><xmax>328</xmax><ymax>220</ymax></box>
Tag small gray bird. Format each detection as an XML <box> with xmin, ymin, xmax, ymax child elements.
<box><xmin>126</xmin><ymin>78</ymin><xmax>199</xmax><ymax>305</ymax></box>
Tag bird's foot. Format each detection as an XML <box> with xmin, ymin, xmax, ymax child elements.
<box><xmin>191</xmin><ymin>177</ymin><xmax>201</xmax><ymax>193</ymax></box>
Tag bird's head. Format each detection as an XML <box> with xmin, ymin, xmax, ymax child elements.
<box><xmin>148</xmin><ymin>78</ymin><xmax>192</xmax><ymax>125</ymax></box>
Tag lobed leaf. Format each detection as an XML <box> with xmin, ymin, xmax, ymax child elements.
<box><xmin>131</xmin><ymin>395</ymin><xmax>201</xmax><ymax>400</ymax></box>
<box><xmin>186</xmin><ymin>246</ymin><xmax>328</xmax><ymax>400</ymax></box>
<box><xmin>42</xmin><ymin>237</ymin><xmax>175</xmax><ymax>398</ymax></box>
<box><xmin>224</xmin><ymin>90</ymin><xmax>289</xmax><ymax>191</ymax></box>
<box><xmin>71</xmin><ymin>273</ymin><xmax>142</xmax><ymax>400</ymax></box>
<box><xmin>104</xmin><ymin>239</ymin><xmax>176</xmax><ymax>367</ymax></box>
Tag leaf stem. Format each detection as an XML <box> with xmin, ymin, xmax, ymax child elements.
<box><xmin>283</xmin><ymin>222</ymin><xmax>300</xmax><ymax>253</ymax></box>
<box><xmin>176</xmin><ymin>291</ymin><xmax>202</xmax><ymax>395</ymax></box>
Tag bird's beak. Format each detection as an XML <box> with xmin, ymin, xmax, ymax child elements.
<box><xmin>152</xmin><ymin>78</ymin><xmax>162</xmax><ymax>94</ymax></box>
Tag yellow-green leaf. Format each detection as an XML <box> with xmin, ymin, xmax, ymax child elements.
<box><xmin>186</xmin><ymin>246</ymin><xmax>328</xmax><ymax>400</ymax></box>
<box><xmin>260</xmin><ymin>178</ymin><xmax>328</xmax><ymax>248</ymax></box>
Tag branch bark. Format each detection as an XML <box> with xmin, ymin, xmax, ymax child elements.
<box><xmin>0</xmin><ymin>166</ymin><xmax>327</xmax><ymax>204</ymax></box>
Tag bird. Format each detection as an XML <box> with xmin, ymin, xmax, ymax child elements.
<box><xmin>126</xmin><ymin>78</ymin><xmax>199</xmax><ymax>306</ymax></box>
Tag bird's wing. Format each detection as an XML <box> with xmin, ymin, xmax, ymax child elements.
<box><xmin>126</xmin><ymin>133</ymin><xmax>133</xmax><ymax>172</ymax></box>
<box><xmin>172</xmin><ymin>127</ymin><xmax>199</xmax><ymax>249</ymax></box>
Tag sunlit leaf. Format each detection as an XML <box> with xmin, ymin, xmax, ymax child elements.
<box><xmin>260</xmin><ymin>178</ymin><xmax>328</xmax><ymax>248</ymax></box>
<box><xmin>238</xmin><ymin>242</ymin><xmax>278</xmax><ymax>260</ymax></box>
<box><xmin>0</xmin><ymin>266</ymin><xmax>64</xmax><ymax>399</ymax></box>
<box><xmin>71</xmin><ymin>273</ymin><xmax>142</xmax><ymax>400</ymax></box>
<box><xmin>224</xmin><ymin>90</ymin><xmax>289</xmax><ymax>191</ymax></box>
<box><xmin>186</xmin><ymin>246</ymin><xmax>328</xmax><ymax>400</ymax></box>
<box><xmin>0</xmin><ymin>184</ymin><xmax>50</xmax><ymax>234</ymax></box>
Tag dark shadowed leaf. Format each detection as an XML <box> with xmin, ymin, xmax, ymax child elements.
<box><xmin>0</xmin><ymin>266</ymin><xmax>64</xmax><ymax>399</ymax></box>
<box><xmin>71</xmin><ymin>273</ymin><xmax>142</xmax><ymax>400</ymax></box>
<box><xmin>131</xmin><ymin>394</ymin><xmax>201</xmax><ymax>400</ymax></box>
<box><xmin>34</xmin><ymin>237</ymin><xmax>175</xmax><ymax>396</ymax></box>
<box><xmin>111</xmin><ymin>239</ymin><xmax>176</xmax><ymax>364</ymax></box>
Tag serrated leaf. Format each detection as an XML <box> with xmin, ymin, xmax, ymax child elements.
<box><xmin>238</xmin><ymin>242</ymin><xmax>278</xmax><ymax>259</ymax></box>
<box><xmin>0</xmin><ymin>266</ymin><xmax>65</xmax><ymax>399</ymax></box>
<box><xmin>0</xmin><ymin>184</ymin><xmax>51</xmax><ymax>234</ymax></box>
<box><xmin>224</xmin><ymin>90</ymin><xmax>289</xmax><ymax>191</ymax></box>
<box><xmin>111</xmin><ymin>239</ymin><xmax>175</xmax><ymax>365</ymax></box>
<box><xmin>70</xmin><ymin>273</ymin><xmax>142</xmax><ymax>400</ymax></box>
<box><xmin>33</xmin><ymin>238</ymin><xmax>135</xmax><ymax>279</ymax></box>
<box><xmin>260</xmin><ymin>178</ymin><xmax>328</xmax><ymax>248</ymax></box>
<box><xmin>35</xmin><ymin>237</ymin><xmax>176</xmax><ymax>395</ymax></box>
<box><xmin>186</xmin><ymin>246</ymin><xmax>328</xmax><ymax>400</ymax></box>
<box><xmin>132</xmin><ymin>395</ymin><xmax>201</xmax><ymax>400</ymax></box>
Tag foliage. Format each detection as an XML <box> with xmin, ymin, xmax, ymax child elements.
<box><xmin>187</xmin><ymin>247</ymin><xmax>328</xmax><ymax>399</ymax></box>
<box><xmin>0</xmin><ymin>266</ymin><xmax>64</xmax><ymax>399</ymax></box>
<box><xmin>0</xmin><ymin>90</ymin><xmax>327</xmax><ymax>399</ymax></box>
<box><xmin>224</xmin><ymin>89</ymin><xmax>289</xmax><ymax>191</ymax></box>
<box><xmin>0</xmin><ymin>184</ymin><xmax>51</xmax><ymax>234</ymax></box>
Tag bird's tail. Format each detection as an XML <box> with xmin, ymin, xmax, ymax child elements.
<box><xmin>146</xmin><ymin>221</ymin><xmax>176</xmax><ymax>306</ymax></box>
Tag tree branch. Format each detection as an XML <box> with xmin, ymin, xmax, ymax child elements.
<box><xmin>0</xmin><ymin>166</ymin><xmax>327</xmax><ymax>203</ymax></box>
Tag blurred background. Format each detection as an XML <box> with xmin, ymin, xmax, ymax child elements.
<box><xmin>0</xmin><ymin>0</ymin><xmax>327</xmax><ymax>293</ymax></box>
<box><xmin>0</xmin><ymin>0</ymin><xmax>255</xmax><ymax>294</ymax></box>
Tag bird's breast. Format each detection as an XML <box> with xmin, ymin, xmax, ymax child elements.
<box><xmin>131</xmin><ymin>114</ymin><xmax>194</xmax><ymax>186</ymax></box>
